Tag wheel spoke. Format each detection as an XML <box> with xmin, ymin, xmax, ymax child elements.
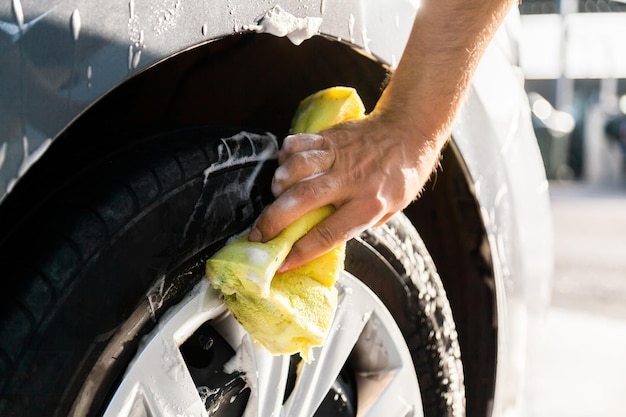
<box><xmin>356</xmin><ymin>367</ymin><xmax>423</xmax><ymax>417</ymax></box>
<box><xmin>249</xmin><ymin>340</ymin><xmax>291</xmax><ymax>417</ymax></box>
<box><xmin>224</xmin><ymin>335</ymin><xmax>291</xmax><ymax>417</ymax></box>
<box><xmin>283</xmin><ymin>273</ymin><xmax>423</xmax><ymax>417</ymax></box>
<box><xmin>104</xmin><ymin>274</ymin><xmax>424</xmax><ymax>417</ymax></box>
<box><xmin>282</xmin><ymin>273</ymin><xmax>375</xmax><ymax>417</ymax></box>
<box><xmin>104</xmin><ymin>332</ymin><xmax>208</xmax><ymax>417</ymax></box>
<box><xmin>210</xmin><ymin>303</ymin><xmax>291</xmax><ymax>416</ymax></box>
<box><xmin>349</xmin><ymin>291</ymin><xmax>425</xmax><ymax>417</ymax></box>
<box><xmin>103</xmin><ymin>280</ymin><xmax>226</xmax><ymax>417</ymax></box>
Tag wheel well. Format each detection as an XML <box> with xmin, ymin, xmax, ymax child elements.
<box><xmin>66</xmin><ymin>33</ymin><xmax>391</xmax><ymax>143</ymax></box>
<box><xmin>404</xmin><ymin>143</ymin><xmax>498</xmax><ymax>417</ymax></box>
<box><xmin>1</xmin><ymin>33</ymin><xmax>496</xmax><ymax>416</ymax></box>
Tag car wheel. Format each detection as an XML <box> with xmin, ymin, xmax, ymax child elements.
<box><xmin>0</xmin><ymin>128</ymin><xmax>464</xmax><ymax>417</ymax></box>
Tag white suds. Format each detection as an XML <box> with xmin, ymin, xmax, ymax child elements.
<box><xmin>0</xmin><ymin>142</ymin><xmax>6</xmax><ymax>171</ymax></box>
<box><xmin>244</xmin><ymin>5</ymin><xmax>322</xmax><ymax>46</ymax></box>
<box><xmin>244</xmin><ymin>246</ymin><xmax>271</xmax><ymax>266</ymax></box>
<box><xmin>18</xmin><ymin>136</ymin><xmax>52</xmax><ymax>177</ymax></box>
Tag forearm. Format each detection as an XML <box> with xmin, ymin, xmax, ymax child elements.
<box><xmin>376</xmin><ymin>0</ymin><xmax>517</xmax><ymax>154</ymax></box>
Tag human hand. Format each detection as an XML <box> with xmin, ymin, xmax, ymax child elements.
<box><xmin>248</xmin><ymin>110</ymin><xmax>445</xmax><ymax>271</ymax></box>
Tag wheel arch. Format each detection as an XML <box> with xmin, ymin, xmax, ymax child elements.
<box><xmin>0</xmin><ymin>34</ymin><xmax>390</xmax><ymax>242</ymax></box>
<box><xmin>404</xmin><ymin>142</ymin><xmax>498</xmax><ymax>417</ymax></box>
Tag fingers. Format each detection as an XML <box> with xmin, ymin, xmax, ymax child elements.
<box><xmin>251</xmin><ymin>174</ymin><xmax>340</xmax><ymax>244</ymax></box>
<box><xmin>252</xmin><ymin>133</ymin><xmax>337</xmax><ymax>243</ymax></box>
<box><xmin>279</xmin><ymin>134</ymin><xmax>326</xmax><ymax>164</ymax></box>
<box><xmin>271</xmin><ymin>149</ymin><xmax>334</xmax><ymax>197</ymax></box>
<box><xmin>278</xmin><ymin>200</ymin><xmax>384</xmax><ymax>271</ymax></box>
<box><xmin>250</xmin><ymin>121</ymin><xmax>426</xmax><ymax>271</ymax></box>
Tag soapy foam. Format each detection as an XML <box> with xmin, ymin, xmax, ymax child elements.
<box><xmin>283</xmin><ymin>133</ymin><xmax>323</xmax><ymax>153</ymax></box>
<box><xmin>0</xmin><ymin>142</ymin><xmax>6</xmax><ymax>172</ymax></box>
<box><xmin>181</xmin><ymin>132</ymin><xmax>277</xmax><ymax>241</ymax></box>
<box><xmin>203</xmin><ymin>132</ymin><xmax>278</xmax><ymax>179</ymax></box>
<box><xmin>244</xmin><ymin>246</ymin><xmax>271</xmax><ymax>267</ymax></box>
<box><xmin>274</xmin><ymin>195</ymin><xmax>299</xmax><ymax>212</ymax></box>
<box><xmin>17</xmin><ymin>136</ymin><xmax>52</xmax><ymax>178</ymax></box>
<box><xmin>246</xmin><ymin>271</ymin><xmax>270</xmax><ymax>298</ymax></box>
<box><xmin>244</xmin><ymin>5</ymin><xmax>322</xmax><ymax>46</ymax></box>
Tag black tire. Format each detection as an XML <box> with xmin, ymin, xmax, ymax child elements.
<box><xmin>0</xmin><ymin>127</ymin><xmax>464</xmax><ymax>417</ymax></box>
<box><xmin>347</xmin><ymin>215</ymin><xmax>465</xmax><ymax>416</ymax></box>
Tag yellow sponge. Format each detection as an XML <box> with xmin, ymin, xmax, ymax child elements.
<box><xmin>290</xmin><ymin>86</ymin><xmax>366</xmax><ymax>134</ymax></box>
<box><xmin>206</xmin><ymin>87</ymin><xmax>365</xmax><ymax>361</ymax></box>
<box><xmin>219</xmin><ymin>244</ymin><xmax>345</xmax><ymax>361</ymax></box>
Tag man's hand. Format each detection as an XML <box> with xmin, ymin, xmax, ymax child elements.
<box><xmin>249</xmin><ymin>110</ymin><xmax>444</xmax><ymax>271</ymax></box>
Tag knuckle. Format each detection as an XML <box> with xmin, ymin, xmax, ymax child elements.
<box><xmin>368</xmin><ymin>196</ymin><xmax>388</xmax><ymax>214</ymax></box>
<box><xmin>289</xmin><ymin>152</ymin><xmax>325</xmax><ymax>177</ymax></box>
<box><xmin>311</xmin><ymin>149</ymin><xmax>332</xmax><ymax>167</ymax></box>
<box><xmin>290</xmin><ymin>152</ymin><xmax>309</xmax><ymax>167</ymax></box>
<box><xmin>293</xmin><ymin>180</ymin><xmax>329</xmax><ymax>201</ymax></box>
<box><xmin>302</xmin><ymin>133</ymin><xmax>324</xmax><ymax>148</ymax></box>
<box><xmin>295</xmin><ymin>150</ymin><xmax>325</xmax><ymax>165</ymax></box>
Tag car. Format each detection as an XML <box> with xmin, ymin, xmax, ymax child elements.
<box><xmin>0</xmin><ymin>1</ymin><xmax>553</xmax><ymax>417</ymax></box>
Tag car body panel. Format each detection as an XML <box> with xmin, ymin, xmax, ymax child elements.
<box><xmin>0</xmin><ymin>1</ymin><xmax>552</xmax><ymax>416</ymax></box>
<box><xmin>453</xmin><ymin>25</ymin><xmax>554</xmax><ymax>415</ymax></box>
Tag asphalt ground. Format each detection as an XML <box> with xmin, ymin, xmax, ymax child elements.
<box><xmin>526</xmin><ymin>181</ymin><xmax>626</xmax><ymax>417</ymax></box>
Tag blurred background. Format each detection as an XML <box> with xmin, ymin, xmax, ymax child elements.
<box><xmin>518</xmin><ymin>1</ymin><xmax>626</xmax><ymax>416</ymax></box>
<box><xmin>520</xmin><ymin>0</ymin><xmax>626</xmax><ymax>185</ymax></box>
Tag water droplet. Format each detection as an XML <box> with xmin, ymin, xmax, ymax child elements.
<box><xmin>348</xmin><ymin>14</ymin><xmax>355</xmax><ymax>42</ymax></box>
<box><xmin>129</xmin><ymin>0</ymin><xmax>135</xmax><ymax>19</ymax></box>
<box><xmin>12</xmin><ymin>0</ymin><xmax>24</xmax><ymax>28</ymax></box>
<box><xmin>361</xmin><ymin>26</ymin><xmax>371</xmax><ymax>54</ymax></box>
<box><xmin>202</xmin><ymin>23</ymin><xmax>208</xmax><ymax>36</ymax></box>
<box><xmin>70</xmin><ymin>9</ymin><xmax>81</xmax><ymax>41</ymax></box>
<box><xmin>128</xmin><ymin>45</ymin><xmax>133</xmax><ymax>70</ymax></box>
<box><xmin>0</xmin><ymin>142</ymin><xmax>7</xmax><ymax>171</ymax></box>
<box><xmin>132</xmin><ymin>49</ymin><xmax>142</xmax><ymax>69</ymax></box>
<box><xmin>87</xmin><ymin>65</ymin><xmax>92</xmax><ymax>88</ymax></box>
<box><xmin>153</xmin><ymin>0</ymin><xmax>182</xmax><ymax>34</ymax></box>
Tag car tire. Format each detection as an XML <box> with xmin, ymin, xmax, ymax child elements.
<box><xmin>348</xmin><ymin>214</ymin><xmax>465</xmax><ymax>417</ymax></box>
<box><xmin>0</xmin><ymin>127</ymin><xmax>464</xmax><ymax>417</ymax></box>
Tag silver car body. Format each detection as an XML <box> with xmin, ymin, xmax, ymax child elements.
<box><xmin>0</xmin><ymin>1</ymin><xmax>553</xmax><ymax>416</ymax></box>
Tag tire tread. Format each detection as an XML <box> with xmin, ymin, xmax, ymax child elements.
<box><xmin>0</xmin><ymin>129</ymin><xmax>278</xmax><ymax>415</ymax></box>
